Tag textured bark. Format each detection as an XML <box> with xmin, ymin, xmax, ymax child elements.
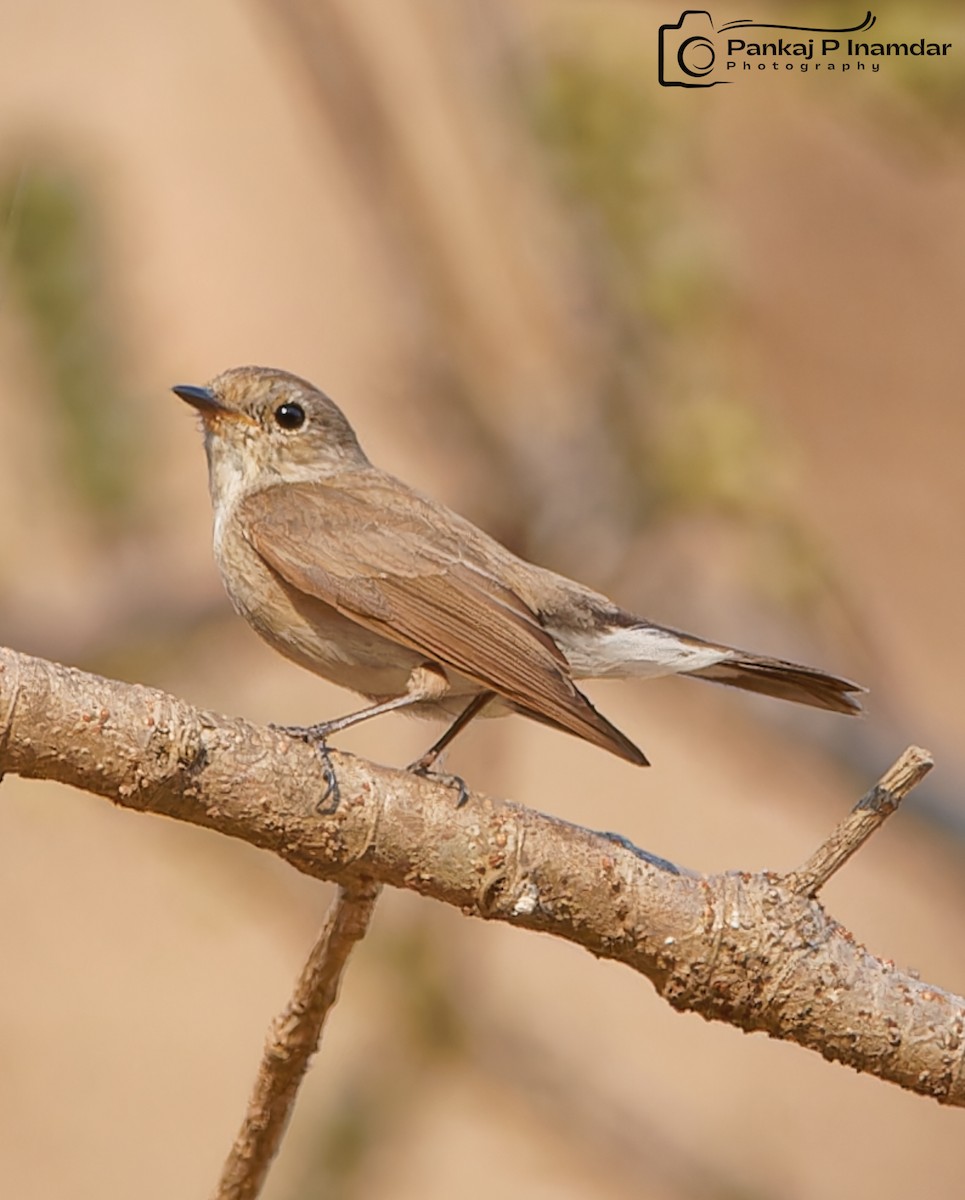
<box><xmin>1</xmin><ymin>645</ymin><xmax>961</xmax><ymax>1104</ymax></box>
<box><xmin>213</xmin><ymin>881</ymin><xmax>382</xmax><ymax>1200</ymax></box>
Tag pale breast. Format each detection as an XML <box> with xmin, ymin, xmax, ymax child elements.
<box><xmin>213</xmin><ymin>504</ymin><xmax>424</xmax><ymax>699</ymax></box>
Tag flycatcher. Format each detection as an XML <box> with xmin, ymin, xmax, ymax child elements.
<box><xmin>174</xmin><ymin>366</ymin><xmax>861</xmax><ymax>769</ymax></box>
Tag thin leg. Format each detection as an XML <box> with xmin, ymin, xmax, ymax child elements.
<box><xmin>274</xmin><ymin>665</ymin><xmax>451</xmax><ymax>814</ymax></box>
<box><xmin>275</xmin><ymin>691</ymin><xmax>430</xmax><ymax>743</ymax></box>
<box><xmin>408</xmin><ymin>691</ymin><xmax>495</xmax><ymax>774</ymax></box>
<box><xmin>274</xmin><ymin>663</ymin><xmax>451</xmax><ymax>743</ymax></box>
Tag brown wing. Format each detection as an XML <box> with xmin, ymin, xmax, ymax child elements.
<box><xmin>238</xmin><ymin>478</ymin><xmax>647</xmax><ymax>765</ymax></box>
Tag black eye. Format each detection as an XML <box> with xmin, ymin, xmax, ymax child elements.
<box><xmin>274</xmin><ymin>402</ymin><xmax>306</xmax><ymax>431</ymax></box>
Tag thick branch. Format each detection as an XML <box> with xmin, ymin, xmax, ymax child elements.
<box><xmin>2</xmin><ymin>646</ymin><xmax>962</xmax><ymax>1104</ymax></box>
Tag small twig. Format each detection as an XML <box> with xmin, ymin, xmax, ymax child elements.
<box><xmin>787</xmin><ymin>746</ymin><xmax>933</xmax><ymax>897</ymax></box>
<box><xmin>212</xmin><ymin>879</ymin><xmax>382</xmax><ymax>1200</ymax></box>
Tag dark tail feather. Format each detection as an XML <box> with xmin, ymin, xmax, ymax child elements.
<box><xmin>690</xmin><ymin>655</ymin><xmax>864</xmax><ymax>715</ymax></box>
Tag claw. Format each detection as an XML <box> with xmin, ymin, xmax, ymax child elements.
<box><xmin>315</xmin><ymin>740</ymin><xmax>341</xmax><ymax>814</ymax></box>
<box><xmin>272</xmin><ymin>723</ymin><xmax>341</xmax><ymax>813</ymax></box>
<box><xmin>269</xmin><ymin>721</ymin><xmax>336</xmax><ymax>743</ymax></box>
<box><xmin>408</xmin><ymin>762</ymin><xmax>469</xmax><ymax>808</ymax></box>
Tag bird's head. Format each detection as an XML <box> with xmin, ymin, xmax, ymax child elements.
<box><xmin>173</xmin><ymin>365</ymin><xmax>368</xmax><ymax>500</ymax></box>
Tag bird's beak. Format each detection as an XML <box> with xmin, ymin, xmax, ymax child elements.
<box><xmin>172</xmin><ymin>384</ymin><xmax>255</xmax><ymax>426</ymax></box>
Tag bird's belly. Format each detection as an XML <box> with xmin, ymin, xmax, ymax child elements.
<box><xmin>256</xmin><ymin>602</ymin><xmax>422</xmax><ymax>698</ymax></box>
<box><xmin>216</xmin><ymin>535</ymin><xmax>423</xmax><ymax>698</ymax></box>
<box><xmin>246</xmin><ymin>593</ymin><xmax>494</xmax><ymax>713</ymax></box>
<box><xmin>214</xmin><ymin>526</ymin><xmax>498</xmax><ymax>710</ymax></box>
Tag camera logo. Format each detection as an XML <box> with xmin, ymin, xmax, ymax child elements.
<box><xmin>658</xmin><ymin>11</ymin><xmax>726</xmax><ymax>87</ymax></box>
<box><xmin>656</xmin><ymin>12</ymin><xmax>947</xmax><ymax>89</ymax></box>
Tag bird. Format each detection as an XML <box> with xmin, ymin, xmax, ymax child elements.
<box><xmin>174</xmin><ymin>365</ymin><xmax>862</xmax><ymax>771</ymax></box>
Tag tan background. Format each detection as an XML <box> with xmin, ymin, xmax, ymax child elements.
<box><xmin>2</xmin><ymin>2</ymin><xmax>965</xmax><ymax>1197</ymax></box>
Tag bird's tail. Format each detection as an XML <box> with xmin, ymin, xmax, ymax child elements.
<box><xmin>584</xmin><ymin>620</ymin><xmax>863</xmax><ymax>715</ymax></box>
<box><xmin>687</xmin><ymin>652</ymin><xmax>863</xmax><ymax>714</ymax></box>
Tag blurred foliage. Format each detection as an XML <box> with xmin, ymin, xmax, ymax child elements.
<box><xmin>295</xmin><ymin>1074</ymin><xmax>391</xmax><ymax>1200</ymax></box>
<box><xmin>529</xmin><ymin>52</ymin><xmax>785</xmax><ymax>517</ymax></box>
<box><xmin>526</xmin><ymin>44</ymin><xmax>847</xmax><ymax>621</ymax></box>
<box><xmin>653</xmin><ymin>392</ymin><xmax>778</xmax><ymax>518</ymax></box>
<box><xmin>796</xmin><ymin>1</ymin><xmax>965</xmax><ymax>137</ymax></box>
<box><xmin>529</xmin><ymin>52</ymin><xmax>716</xmax><ymax>329</ymax></box>
<box><xmin>0</xmin><ymin>162</ymin><xmax>138</xmax><ymax>526</ymax></box>
<box><xmin>874</xmin><ymin>1</ymin><xmax>965</xmax><ymax>133</ymax></box>
<box><xmin>381</xmin><ymin>919</ymin><xmax>467</xmax><ymax>1060</ymax></box>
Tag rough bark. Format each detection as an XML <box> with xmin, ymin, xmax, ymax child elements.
<box><xmin>1</xmin><ymin>645</ymin><xmax>960</xmax><ymax>1105</ymax></box>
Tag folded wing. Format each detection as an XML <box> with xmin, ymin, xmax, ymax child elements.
<box><xmin>238</xmin><ymin>479</ymin><xmax>648</xmax><ymax>765</ymax></box>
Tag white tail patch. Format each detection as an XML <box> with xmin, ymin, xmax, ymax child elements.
<box><xmin>560</xmin><ymin>624</ymin><xmax>729</xmax><ymax>680</ymax></box>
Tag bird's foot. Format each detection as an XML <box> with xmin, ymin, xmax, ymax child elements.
<box><xmin>407</xmin><ymin>758</ymin><xmax>470</xmax><ymax>808</ymax></box>
<box><xmin>270</xmin><ymin>720</ymin><xmax>338</xmax><ymax>743</ymax></box>
<box><xmin>272</xmin><ymin>722</ymin><xmax>341</xmax><ymax>814</ymax></box>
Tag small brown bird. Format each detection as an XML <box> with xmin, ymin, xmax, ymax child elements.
<box><xmin>175</xmin><ymin>366</ymin><xmax>862</xmax><ymax>770</ymax></box>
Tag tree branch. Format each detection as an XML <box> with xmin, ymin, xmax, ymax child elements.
<box><xmin>2</xmin><ymin>645</ymin><xmax>962</xmax><ymax>1105</ymax></box>
<box><xmin>213</xmin><ymin>880</ymin><xmax>382</xmax><ymax>1200</ymax></box>
<box><xmin>786</xmin><ymin>746</ymin><xmax>932</xmax><ymax>897</ymax></box>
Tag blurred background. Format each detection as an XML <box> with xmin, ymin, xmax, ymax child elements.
<box><xmin>2</xmin><ymin>1</ymin><xmax>965</xmax><ymax>1196</ymax></box>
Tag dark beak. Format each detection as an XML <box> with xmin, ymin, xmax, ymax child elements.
<box><xmin>172</xmin><ymin>384</ymin><xmax>228</xmax><ymax>416</ymax></box>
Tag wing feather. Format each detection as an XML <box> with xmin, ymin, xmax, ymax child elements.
<box><xmin>237</xmin><ymin>479</ymin><xmax>646</xmax><ymax>765</ymax></box>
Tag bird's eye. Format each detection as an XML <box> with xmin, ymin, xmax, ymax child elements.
<box><xmin>274</xmin><ymin>402</ymin><xmax>306</xmax><ymax>431</ymax></box>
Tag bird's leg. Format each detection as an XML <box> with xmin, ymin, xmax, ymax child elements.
<box><xmin>274</xmin><ymin>693</ymin><xmax>429</xmax><ymax>742</ymax></box>
<box><xmin>274</xmin><ymin>664</ymin><xmax>450</xmax><ymax>742</ymax></box>
<box><xmin>274</xmin><ymin>666</ymin><xmax>451</xmax><ymax>812</ymax></box>
<box><xmin>408</xmin><ymin>691</ymin><xmax>495</xmax><ymax>805</ymax></box>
